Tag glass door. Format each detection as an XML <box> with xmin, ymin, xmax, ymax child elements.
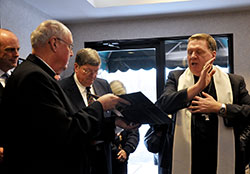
<box><xmin>97</xmin><ymin>48</ymin><xmax>158</xmax><ymax>174</ymax></box>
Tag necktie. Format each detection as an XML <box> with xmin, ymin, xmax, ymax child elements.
<box><xmin>86</xmin><ymin>87</ymin><xmax>95</xmax><ymax>105</ymax></box>
<box><xmin>1</xmin><ymin>73</ymin><xmax>9</xmax><ymax>81</ymax></box>
<box><xmin>1</xmin><ymin>73</ymin><xmax>9</xmax><ymax>87</ymax></box>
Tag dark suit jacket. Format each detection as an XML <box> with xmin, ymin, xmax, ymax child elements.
<box><xmin>156</xmin><ymin>70</ymin><xmax>250</xmax><ymax>174</ymax></box>
<box><xmin>59</xmin><ymin>75</ymin><xmax>112</xmax><ymax>114</ymax></box>
<box><xmin>59</xmin><ymin>74</ymin><xmax>115</xmax><ymax>174</ymax></box>
<box><xmin>0</xmin><ymin>79</ymin><xmax>6</xmax><ymax>173</ymax></box>
<box><xmin>111</xmin><ymin>129</ymin><xmax>139</xmax><ymax>174</ymax></box>
<box><xmin>0</xmin><ymin>84</ymin><xmax>4</xmax><ymax>104</ymax></box>
<box><xmin>0</xmin><ymin>54</ymin><xmax>105</xmax><ymax>174</ymax></box>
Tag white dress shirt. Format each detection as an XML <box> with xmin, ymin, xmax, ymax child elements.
<box><xmin>73</xmin><ymin>73</ymin><xmax>96</xmax><ymax>106</ymax></box>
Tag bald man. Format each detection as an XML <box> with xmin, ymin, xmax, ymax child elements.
<box><xmin>0</xmin><ymin>28</ymin><xmax>20</xmax><ymax>173</ymax></box>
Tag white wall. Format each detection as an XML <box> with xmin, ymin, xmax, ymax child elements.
<box><xmin>0</xmin><ymin>0</ymin><xmax>51</xmax><ymax>59</ymax></box>
<box><xmin>66</xmin><ymin>10</ymin><xmax>250</xmax><ymax>90</ymax></box>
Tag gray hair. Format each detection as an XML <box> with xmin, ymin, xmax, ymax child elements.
<box><xmin>75</xmin><ymin>48</ymin><xmax>101</xmax><ymax>66</ymax></box>
<box><xmin>30</xmin><ymin>20</ymin><xmax>71</xmax><ymax>48</ymax></box>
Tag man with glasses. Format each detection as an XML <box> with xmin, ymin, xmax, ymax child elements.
<box><xmin>1</xmin><ymin>20</ymin><xmax>136</xmax><ymax>174</ymax></box>
<box><xmin>59</xmin><ymin>48</ymin><xmax>115</xmax><ymax>174</ymax></box>
<box><xmin>56</xmin><ymin>37</ymin><xmax>74</xmax><ymax>51</ymax></box>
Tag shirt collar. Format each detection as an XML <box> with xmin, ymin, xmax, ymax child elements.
<box><xmin>0</xmin><ymin>69</ymin><xmax>11</xmax><ymax>77</ymax></box>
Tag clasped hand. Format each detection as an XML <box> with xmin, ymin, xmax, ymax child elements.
<box><xmin>188</xmin><ymin>92</ymin><xmax>221</xmax><ymax>114</ymax></box>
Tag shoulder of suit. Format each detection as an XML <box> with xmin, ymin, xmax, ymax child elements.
<box><xmin>227</xmin><ymin>73</ymin><xmax>246</xmax><ymax>83</ymax></box>
<box><xmin>95</xmin><ymin>77</ymin><xmax>108</xmax><ymax>83</ymax></box>
<box><xmin>95</xmin><ymin>78</ymin><xmax>109</xmax><ymax>86</ymax></box>
<box><xmin>168</xmin><ymin>69</ymin><xmax>185</xmax><ymax>78</ymax></box>
<box><xmin>228</xmin><ymin>73</ymin><xmax>244</xmax><ymax>79</ymax></box>
<box><xmin>58</xmin><ymin>75</ymin><xmax>74</xmax><ymax>87</ymax></box>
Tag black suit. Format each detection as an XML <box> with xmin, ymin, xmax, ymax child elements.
<box><xmin>0</xmin><ymin>84</ymin><xmax>4</xmax><ymax>103</ymax></box>
<box><xmin>59</xmin><ymin>74</ymin><xmax>115</xmax><ymax>174</ymax></box>
<box><xmin>111</xmin><ymin>129</ymin><xmax>139</xmax><ymax>174</ymax></box>
<box><xmin>156</xmin><ymin>70</ymin><xmax>250</xmax><ymax>174</ymax></box>
<box><xmin>0</xmin><ymin>78</ymin><xmax>7</xmax><ymax>173</ymax></box>
<box><xmin>0</xmin><ymin>54</ymin><xmax>106</xmax><ymax>174</ymax></box>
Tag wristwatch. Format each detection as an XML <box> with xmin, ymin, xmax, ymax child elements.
<box><xmin>218</xmin><ymin>103</ymin><xmax>226</xmax><ymax>116</ymax></box>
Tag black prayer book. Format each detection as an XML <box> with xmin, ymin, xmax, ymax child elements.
<box><xmin>116</xmin><ymin>92</ymin><xmax>172</xmax><ymax>125</ymax></box>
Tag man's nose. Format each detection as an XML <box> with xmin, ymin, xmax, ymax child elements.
<box><xmin>14</xmin><ymin>49</ymin><xmax>19</xmax><ymax>57</ymax></box>
<box><xmin>191</xmin><ymin>51</ymin><xmax>197</xmax><ymax>58</ymax></box>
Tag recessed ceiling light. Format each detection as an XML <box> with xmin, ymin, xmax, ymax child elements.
<box><xmin>87</xmin><ymin>0</ymin><xmax>191</xmax><ymax>8</ymax></box>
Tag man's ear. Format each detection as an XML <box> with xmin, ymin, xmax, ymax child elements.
<box><xmin>74</xmin><ymin>63</ymin><xmax>79</xmax><ymax>72</ymax></box>
<box><xmin>48</xmin><ymin>37</ymin><xmax>57</xmax><ymax>52</ymax></box>
<box><xmin>212</xmin><ymin>51</ymin><xmax>216</xmax><ymax>59</ymax></box>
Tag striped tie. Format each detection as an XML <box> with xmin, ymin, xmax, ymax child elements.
<box><xmin>86</xmin><ymin>87</ymin><xmax>95</xmax><ymax>105</ymax></box>
<box><xmin>1</xmin><ymin>73</ymin><xmax>9</xmax><ymax>87</ymax></box>
<box><xmin>1</xmin><ymin>73</ymin><xmax>9</xmax><ymax>81</ymax></box>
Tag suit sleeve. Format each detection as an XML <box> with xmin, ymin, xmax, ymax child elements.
<box><xmin>225</xmin><ymin>74</ymin><xmax>250</xmax><ymax>120</ymax></box>
<box><xmin>156</xmin><ymin>71</ymin><xmax>190</xmax><ymax>114</ymax></box>
<box><xmin>122</xmin><ymin>129</ymin><xmax>140</xmax><ymax>155</ymax></box>
<box><xmin>19</xmin><ymin>72</ymin><xmax>104</xmax><ymax>144</ymax></box>
<box><xmin>94</xmin><ymin>79</ymin><xmax>116</xmax><ymax>141</ymax></box>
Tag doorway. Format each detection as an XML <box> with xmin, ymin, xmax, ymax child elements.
<box><xmin>97</xmin><ymin>48</ymin><xmax>158</xmax><ymax>174</ymax></box>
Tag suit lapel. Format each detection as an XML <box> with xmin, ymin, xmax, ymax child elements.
<box><xmin>0</xmin><ymin>84</ymin><xmax>4</xmax><ymax>101</ymax></box>
<box><xmin>93</xmin><ymin>79</ymin><xmax>109</xmax><ymax>96</ymax></box>
<box><xmin>66</xmin><ymin>76</ymin><xmax>86</xmax><ymax>111</ymax></box>
<box><xmin>93</xmin><ymin>81</ymin><xmax>101</xmax><ymax>96</ymax></box>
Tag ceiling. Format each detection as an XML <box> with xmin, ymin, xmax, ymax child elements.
<box><xmin>22</xmin><ymin>0</ymin><xmax>250</xmax><ymax>23</ymax></box>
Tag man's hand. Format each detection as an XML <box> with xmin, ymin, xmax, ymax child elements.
<box><xmin>0</xmin><ymin>147</ymin><xmax>3</xmax><ymax>163</ymax></box>
<box><xmin>117</xmin><ymin>149</ymin><xmax>127</xmax><ymax>162</ymax></box>
<box><xmin>188</xmin><ymin>92</ymin><xmax>221</xmax><ymax>114</ymax></box>
<box><xmin>97</xmin><ymin>94</ymin><xmax>130</xmax><ymax>111</ymax></box>
<box><xmin>197</xmin><ymin>58</ymin><xmax>216</xmax><ymax>90</ymax></box>
<box><xmin>187</xmin><ymin>58</ymin><xmax>216</xmax><ymax>101</ymax></box>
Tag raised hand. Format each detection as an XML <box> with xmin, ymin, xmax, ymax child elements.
<box><xmin>197</xmin><ymin>58</ymin><xmax>216</xmax><ymax>90</ymax></box>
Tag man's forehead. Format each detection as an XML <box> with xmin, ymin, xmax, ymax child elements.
<box><xmin>188</xmin><ymin>39</ymin><xmax>208</xmax><ymax>48</ymax></box>
<box><xmin>189</xmin><ymin>39</ymin><xmax>206</xmax><ymax>44</ymax></box>
<box><xmin>80</xmin><ymin>64</ymin><xmax>100</xmax><ymax>69</ymax></box>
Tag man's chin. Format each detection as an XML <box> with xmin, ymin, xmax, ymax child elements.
<box><xmin>190</xmin><ymin>69</ymin><xmax>201</xmax><ymax>76</ymax></box>
<box><xmin>86</xmin><ymin>80</ymin><xmax>94</xmax><ymax>86</ymax></box>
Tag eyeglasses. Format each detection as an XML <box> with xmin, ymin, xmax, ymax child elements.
<box><xmin>56</xmin><ymin>37</ymin><xmax>74</xmax><ymax>50</ymax></box>
<box><xmin>81</xmin><ymin>68</ymin><xmax>99</xmax><ymax>75</ymax></box>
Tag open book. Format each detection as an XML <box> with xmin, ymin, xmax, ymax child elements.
<box><xmin>115</xmin><ymin>92</ymin><xmax>172</xmax><ymax>125</ymax></box>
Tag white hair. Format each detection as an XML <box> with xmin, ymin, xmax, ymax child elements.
<box><xmin>30</xmin><ymin>20</ymin><xmax>71</xmax><ymax>48</ymax></box>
